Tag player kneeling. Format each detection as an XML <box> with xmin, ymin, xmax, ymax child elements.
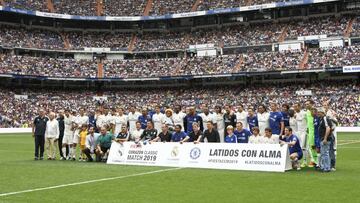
<box><xmin>280</xmin><ymin>127</ymin><xmax>303</xmax><ymax>171</ymax></box>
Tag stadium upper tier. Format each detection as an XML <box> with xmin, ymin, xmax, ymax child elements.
<box><xmin>2</xmin><ymin>0</ymin><xmax>313</xmax><ymax>17</ymax></box>
<box><xmin>0</xmin><ymin>46</ymin><xmax>359</xmax><ymax>78</ymax></box>
<box><xmin>0</xmin><ymin>80</ymin><xmax>358</xmax><ymax>128</ymax></box>
<box><xmin>0</xmin><ymin>16</ymin><xmax>358</xmax><ymax>51</ymax></box>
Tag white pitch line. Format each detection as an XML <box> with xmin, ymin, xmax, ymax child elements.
<box><xmin>338</xmin><ymin>141</ymin><xmax>360</xmax><ymax>146</ymax></box>
<box><xmin>0</xmin><ymin>167</ymin><xmax>182</xmax><ymax>197</ymax></box>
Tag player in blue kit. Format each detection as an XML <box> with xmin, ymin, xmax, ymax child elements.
<box><xmin>312</xmin><ymin>107</ymin><xmax>321</xmax><ymax>167</ymax></box>
<box><xmin>269</xmin><ymin>102</ymin><xmax>284</xmax><ymax>135</ymax></box>
<box><xmin>171</xmin><ymin>125</ymin><xmax>187</xmax><ymax>142</ymax></box>
<box><xmin>183</xmin><ymin>106</ymin><xmax>203</xmax><ymax>134</ymax></box>
<box><xmin>281</xmin><ymin>127</ymin><xmax>303</xmax><ymax>171</ymax></box>
<box><xmin>234</xmin><ymin>122</ymin><xmax>251</xmax><ymax>143</ymax></box>
<box><xmin>281</xmin><ymin>103</ymin><xmax>290</xmax><ymax>128</ymax></box>
<box><xmin>247</xmin><ymin>108</ymin><xmax>258</xmax><ymax>134</ymax></box>
<box><xmin>138</xmin><ymin>108</ymin><xmax>152</xmax><ymax>129</ymax></box>
<box><xmin>224</xmin><ymin>125</ymin><xmax>237</xmax><ymax>143</ymax></box>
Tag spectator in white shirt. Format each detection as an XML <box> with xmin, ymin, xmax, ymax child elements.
<box><xmin>45</xmin><ymin>112</ymin><xmax>59</xmax><ymax>160</ymax></box>
<box><xmin>249</xmin><ymin>127</ymin><xmax>262</xmax><ymax>144</ymax></box>
<box><xmin>130</xmin><ymin>121</ymin><xmax>144</xmax><ymax>142</ymax></box>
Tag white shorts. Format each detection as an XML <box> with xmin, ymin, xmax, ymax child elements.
<box><xmin>62</xmin><ymin>133</ymin><xmax>74</xmax><ymax>145</ymax></box>
<box><xmin>218</xmin><ymin>129</ymin><xmax>224</xmax><ymax>143</ymax></box>
<box><xmin>72</xmin><ymin>130</ymin><xmax>80</xmax><ymax>144</ymax></box>
<box><xmin>297</xmin><ymin>132</ymin><xmax>307</xmax><ymax>149</ymax></box>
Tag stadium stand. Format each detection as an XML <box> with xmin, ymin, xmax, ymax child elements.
<box><xmin>0</xmin><ymin>25</ymin><xmax>64</xmax><ymax>50</ymax></box>
<box><xmin>1</xmin><ymin>45</ymin><xmax>359</xmax><ymax>78</ymax></box>
<box><xmin>1</xmin><ymin>0</ymin><xmax>303</xmax><ymax>16</ymax></box>
<box><xmin>0</xmin><ymin>54</ymin><xmax>98</xmax><ymax>77</ymax></box>
<box><xmin>0</xmin><ymin>16</ymin><xmax>353</xmax><ymax>51</ymax></box>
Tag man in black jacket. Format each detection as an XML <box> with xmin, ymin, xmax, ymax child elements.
<box><xmin>200</xmin><ymin>121</ymin><xmax>220</xmax><ymax>143</ymax></box>
<box><xmin>318</xmin><ymin>108</ymin><xmax>333</xmax><ymax>172</ymax></box>
<box><xmin>57</xmin><ymin>110</ymin><xmax>68</xmax><ymax>160</ymax></box>
<box><xmin>32</xmin><ymin>109</ymin><xmax>48</xmax><ymax>160</ymax></box>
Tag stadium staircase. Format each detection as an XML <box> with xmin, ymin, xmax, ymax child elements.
<box><xmin>46</xmin><ymin>0</ymin><xmax>55</xmax><ymax>13</ymax></box>
<box><xmin>299</xmin><ymin>49</ymin><xmax>309</xmax><ymax>69</ymax></box>
<box><xmin>96</xmin><ymin>0</ymin><xmax>104</xmax><ymax>16</ymax></box>
<box><xmin>278</xmin><ymin>26</ymin><xmax>288</xmax><ymax>42</ymax></box>
<box><xmin>232</xmin><ymin>55</ymin><xmax>244</xmax><ymax>73</ymax></box>
<box><xmin>344</xmin><ymin>17</ymin><xmax>355</xmax><ymax>38</ymax></box>
<box><xmin>59</xmin><ymin>32</ymin><xmax>70</xmax><ymax>50</ymax></box>
<box><xmin>143</xmin><ymin>0</ymin><xmax>153</xmax><ymax>16</ymax></box>
<box><xmin>97</xmin><ymin>61</ymin><xmax>104</xmax><ymax>78</ymax></box>
<box><xmin>191</xmin><ymin>0</ymin><xmax>202</xmax><ymax>12</ymax></box>
<box><xmin>128</xmin><ymin>0</ymin><xmax>154</xmax><ymax>52</ymax></box>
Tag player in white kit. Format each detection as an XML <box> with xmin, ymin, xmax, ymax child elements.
<box><xmin>62</xmin><ymin>109</ymin><xmax>75</xmax><ymax>160</ymax></box>
<box><xmin>293</xmin><ymin>103</ymin><xmax>308</xmax><ymax>164</ymax></box>
<box><xmin>72</xmin><ymin>108</ymin><xmax>89</xmax><ymax>160</ymax></box>
<box><xmin>200</xmin><ymin>105</ymin><xmax>215</xmax><ymax>131</ymax></box>
<box><xmin>113</xmin><ymin>107</ymin><xmax>128</xmax><ymax>136</ymax></box>
<box><xmin>172</xmin><ymin>105</ymin><xmax>186</xmax><ymax>130</ymax></box>
<box><xmin>257</xmin><ymin>104</ymin><xmax>270</xmax><ymax>136</ymax></box>
<box><xmin>152</xmin><ymin>105</ymin><xmax>165</xmax><ymax>135</ymax></box>
<box><xmin>128</xmin><ymin>106</ymin><xmax>141</xmax><ymax>133</ymax></box>
<box><xmin>214</xmin><ymin>106</ymin><xmax>225</xmax><ymax>143</ymax></box>
<box><xmin>236</xmin><ymin>104</ymin><xmax>248</xmax><ymax>130</ymax></box>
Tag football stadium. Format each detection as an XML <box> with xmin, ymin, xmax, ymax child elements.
<box><xmin>0</xmin><ymin>0</ymin><xmax>360</xmax><ymax>202</ymax></box>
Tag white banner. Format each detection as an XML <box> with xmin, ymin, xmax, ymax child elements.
<box><xmin>296</xmin><ymin>90</ymin><xmax>312</xmax><ymax>96</ymax></box>
<box><xmin>14</xmin><ymin>94</ymin><xmax>28</xmax><ymax>99</ymax></box>
<box><xmin>279</xmin><ymin>43</ymin><xmax>302</xmax><ymax>51</ymax></box>
<box><xmin>319</xmin><ymin>39</ymin><xmax>344</xmax><ymax>48</ymax></box>
<box><xmin>297</xmin><ymin>34</ymin><xmax>327</xmax><ymax>41</ymax></box>
<box><xmin>343</xmin><ymin>65</ymin><xmax>360</xmax><ymax>73</ymax></box>
<box><xmin>107</xmin><ymin>142</ymin><xmax>292</xmax><ymax>172</ymax></box>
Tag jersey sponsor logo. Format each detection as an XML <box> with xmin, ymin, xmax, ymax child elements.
<box><xmin>190</xmin><ymin>147</ymin><xmax>201</xmax><ymax>160</ymax></box>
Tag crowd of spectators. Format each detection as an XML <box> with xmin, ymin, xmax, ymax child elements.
<box><xmin>149</xmin><ymin>0</ymin><xmax>194</xmax><ymax>16</ymax></box>
<box><xmin>241</xmin><ymin>50</ymin><xmax>302</xmax><ymax>71</ymax></box>
<box><xmin>286</xmin><ymin>16</ymin><xmax>349</xmax><ymax>39</ymax></box>
<box><xmin>3</xmin><ymin>0</ymin><xmax>47</xmax><ymax>12</ymax></box>
<box><xmin>351</xmin><ymin>16</ymin><xmax>360</xmax><ymax>37</ymax></box>
<box><xmin>53</xmin><ymin>0</ymin><xmax>97</xmax><ymax>16</ymax></box>
<box><xmin>0</xmin><ymin>54</ymin><xmax>97</xmax><ymax>77</ymax></box>
<box><xmin>66</xmin><ymin>31</ymin><xmax>132</xmax><ymax>50</ymax></box>
<box><xmin>0</xmin><ymin>25</ymin><xmax>64</xmax><ymax>50</ymax></box>
<box><xmin>0</xmin><ymin>81</ymin><xmax>358</xmax><ymax>128</ymax></box>
<box><xmin>2</xmin><ymin>0</ymin><xmax>302</xmax><ymax>16</ymax></box>
<box><xmin>0</xmin><ymin>15</ymin><xmax>354</xmax><ymax>51</ymax></box>
<box><xmin>104</xmin><ymin>0</ymin><xmax>147</xmax><ymax>16</ymax></box>
<box><xmin>307</xmin><ymin>46</ymin><xmax>360</xmax><ymax>69</ymax></box>
<box><xmin>104</xmin><ymin>54</ymin><xmax>240</xmax><ymax>78</ymax></box>
<box><xmin>0</xmin><ymin>45</ymin><xmax>358</xmax><ymax>78</ymax></box>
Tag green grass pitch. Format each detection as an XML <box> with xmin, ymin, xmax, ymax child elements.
<box><xmin>0</xmin><ymin>133</ymin><xmax>359</xmax><ymax>203</ymax></box>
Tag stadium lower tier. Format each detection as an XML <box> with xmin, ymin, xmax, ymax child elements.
<box><xmin>0</xmin><ymin>80</ymin><xmax>359</xmax><ymax>128</ymax></box>
<box><xmin>0</xmin><ymin>46</ymin><xmax>359</xmax><ymax>78</ymax></box>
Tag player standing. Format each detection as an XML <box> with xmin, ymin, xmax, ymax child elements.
<box><xmin>257</xmin><ymin>104</ymin><xmax>269</xmax><ymax>136</ymax></box>
<box><xmin>200</xmin><ymin>105</ymin><xmax>215</xmax><ymax>131</ymax></box>
<box><xmin>235</xmin><ymin>104</ymin><xmax>248</xmax><ymax>130</ymax></box>
<box><xmin>213</xmin><ymin>106</ymin><xmax>225</xmax><ymax>143</ymax></box>
<box><xmin>72</xmin><ymin>108</ymin><xmax>89</xmax><ymax>161</ymax></box>
<box><xmin>152</xmin><ymin>105</ymin><xmax>165</xmax><ymax>135</ymax></box>
<box><xmin>128</xmin><ymin>106</ymin><xmax>141</xmax><ymax>133</ymax></box>
<box><xmin>269</xmin><ymin>102</ymin><xmax>284</xmax><ymax>136</ymax></box>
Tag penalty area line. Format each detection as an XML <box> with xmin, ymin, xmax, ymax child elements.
<box><xmin>0</xmin><ymin>167</ymin><xmax>182</xmax><ymax>197</ymax></box>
